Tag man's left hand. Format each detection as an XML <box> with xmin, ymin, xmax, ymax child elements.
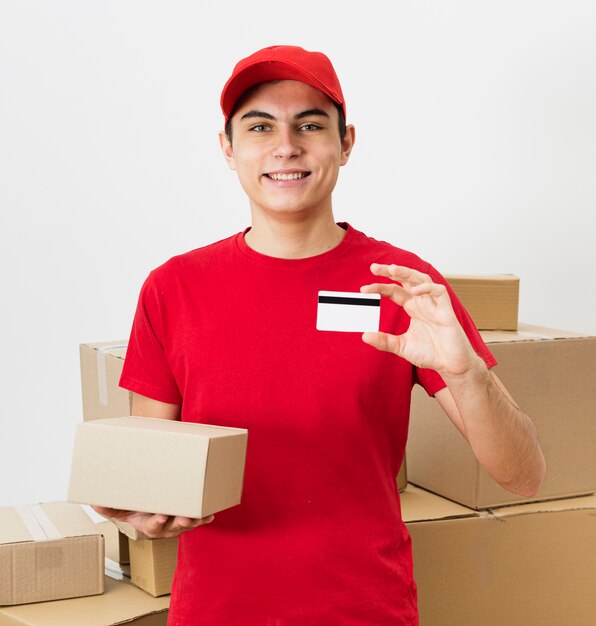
<box><xmin>360</xmin><ymin>263</ymin><xmax>481</xmax><ymax>377</ymax></box>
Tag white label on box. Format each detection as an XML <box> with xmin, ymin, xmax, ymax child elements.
<box><xmin>316</xmin><ymin>291</ymin><xmax>381</xmax><ymax>332</ymax></box>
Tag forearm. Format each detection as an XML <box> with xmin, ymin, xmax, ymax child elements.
<box><xmin>441</xmin><ymin>357</ymin><xmax>546</xmax><ymax>497</ymax></box>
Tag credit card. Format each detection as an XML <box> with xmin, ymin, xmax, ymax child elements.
<box><xmin>316</xmin><ymin>291</ymin><xmax>381</xmax><ymax>332</ymax></box>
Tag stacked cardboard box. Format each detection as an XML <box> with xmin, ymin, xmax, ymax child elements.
<box><xmin>407</xmin><ymin>324</ymin><xmax>596</xmax><ymax>508</ymax></box>
<box><xmin>402</xmin><ymin>485</ymin><xmax>596</xmax><ymax>626</ymax></box>
<box><xmin>445</xmin><ymin>274</ymin><xmax>519</xmax><ymax>331</ymax></box>
<box><xmin>112</xmin><ymin>522</ymin><xmax>178</xmax><ymax>598</ymax></box>
<box><xmin>79</xmin><ymin>341</ymin><xmax>129</xmax><ymax>421</ymax></box>
<box><xmin>0</xmin><ymin>502</ymin><xmax>104</xmax><ymax>606</ymax></box>
<box><xmin>405</xmin><ymin>275</ymin><xmax>596</xmax><ymax>623</ymax></box>
<box><xmin>0</xmin><ymin>501</ymin><xmax>170</xmax><ymax>623</ymax></box>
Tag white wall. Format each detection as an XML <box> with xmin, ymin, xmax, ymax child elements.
<box><xmin>1</xmin><ymin>1</ymin><xmax>595</xmax><ymax>506</ymax></box>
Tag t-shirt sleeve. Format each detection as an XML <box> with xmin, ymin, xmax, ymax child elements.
<box><xmin>413</xmin><ymin>263</ymin><xmax>498</xmax><ymax>397</ymax></box>
<box><xmin>119</xmin><ymin>270</ymin><xmax>183</xmax><ymax>405</ymax></box>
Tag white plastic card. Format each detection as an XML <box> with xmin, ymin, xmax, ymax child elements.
<box><xmin>316</xmin><ymin>291</ymin><xmax>381</xmax><ymax>332</ymax></box>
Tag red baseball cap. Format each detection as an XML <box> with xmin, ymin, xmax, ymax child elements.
<box><xmin>220</xmin><ymin>45</ymin><xmax>346</xmax><ymax>123</ymax></box>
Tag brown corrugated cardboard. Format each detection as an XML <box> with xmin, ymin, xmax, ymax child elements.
<box><xmin>407</xmin><ymin>324</ymin><xmax>596</xmax><ymax>509</ymax></box>
<box><xmin>0</xmin><ymin>502</ymin><xmax>104</xmax><ymax>606</ymax></box>
<box><xmin>445</xmin><ymin>274</ymin><xmax>519</xmax><ymax>330</ymax></box>
<box><xmin>128</xmin><ymin>538</ymin><xmax>178</xmax><ymax>597</ymax></box>
<box><xmin>80</xmin><ymin>341</ymin><xmax>130</xmax><ymax>421</ymax></box>
<box><xmin>68</xmin><ymin>416</ymin><xmax>248</xmax><ymax>519</ymax></box>
<box><xmin>0</xmin><ymin>576</ymin><xmax>168</xmax><ymax>625</ymax></box>
<box><xmin>402</xmin><ymin>486</ymin><xmax>596</xmax><ymax>626</ymax></box>
<box><xmin>106</xmin><ymin>518</ymin><xmax>176</xmax><ymax>597</ymax></box>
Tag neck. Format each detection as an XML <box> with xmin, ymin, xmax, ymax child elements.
<box><xmin>244</xmin><ymin>211</ymin><xmax>346</xmax><ymax>259</ymax></box>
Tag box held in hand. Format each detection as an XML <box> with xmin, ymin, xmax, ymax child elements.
<box><xmin>68</xmin><ymin>416</ymin><xmax>248</xmax><ymax>519</ymax></box>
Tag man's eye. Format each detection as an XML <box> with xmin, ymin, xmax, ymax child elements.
<box><xmin>249</xmin><ymin>124</ymin><xmax>269</xmax><ymax>132</ymax></box>
<box><xmin>300</xmin><ymin>123</ymin><xmax>321</xmax><ymax>131</ymax></box>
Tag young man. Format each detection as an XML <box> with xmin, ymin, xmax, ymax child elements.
<box><xmin>97</xmin><ymin>46</ymin><xmax>545</xmax><ymax>625</ymax></box>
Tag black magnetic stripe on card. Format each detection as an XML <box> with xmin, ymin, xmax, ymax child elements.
<box><xmin>318</xmin><ymin>295</ymin><xmax>380</xmax><ymax>307</ymax></box>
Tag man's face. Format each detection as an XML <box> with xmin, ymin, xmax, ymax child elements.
<box><xmin>219</xmin><ymin>80</ymin><xmax>354</xmax><ymax>222</ymax></box>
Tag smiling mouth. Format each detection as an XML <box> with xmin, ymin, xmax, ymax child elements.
<box><xmin>265</xmin><ymin>172</ymin><xmax>311</xmax><ymax>180</ymax></box>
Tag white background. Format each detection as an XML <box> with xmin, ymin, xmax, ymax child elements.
<box><xmin>1</xmin><ymin>1</ymin><xmax>595</xmax><ymax>506</ymax></box>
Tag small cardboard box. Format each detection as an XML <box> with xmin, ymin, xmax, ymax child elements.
<box><xmin>108</xmin><ymin>520</ymin><xmax>176</xmax><ymax>597</ymax></box>
<box><xmin>68</xmin><ymin>416</ymin><xmax>248</xmax><ymax>519</ymax></box>
<box><xmin>445</xmin><ymin>274</ymin><xmax>519</xmax><ymax>330</ymax></box>
<box><xmin>402</xmin><ymin>485</ymin><xmax>596</xmax><ymax>626</ymax></box>
<box><xmin>80</xmin><ymin>341</ymin><xmax>130</xmax><ymax>421</ymax></box>
<box><xmin>128</xmin><ymin>538</ymin><xmax>178</xmax><ymax>598</ymax></box>
<box><xmin>0</xmin><ymin>502</ymin><xmax>104</xmax><ymax>606</ymax></box>
<box><xmin>0</xmin><ymin>576</ymin><xmax>169</xmax><ymax>625</ymax></box>
<box><xmin>407</xmin><ymin>324</ymin><xmax>596</xmax><ymax>509</ymax></box>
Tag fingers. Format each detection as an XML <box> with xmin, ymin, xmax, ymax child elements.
<box><xmin>361</xmin><ymin>280</ymin><xmax>448</xmax><ymax>309</ymax></box>
<box><xmin>142</xmin><ymin>514</ymin><xmax>215</xmax><ymax>539</ymax></box>
<box><xmin>363</xmin><ymin>264</ymin><xmax>451</xmax><ymax>309</ymax></box>
<box><xmin>362</xmin><ymin>331</ymin><xmax>404</xmax><ymax>357</ymax></box>
<box><xmin>142</xmin><ymin>514</ymin><xmax>170</xmax><ymax>537</ymax></box>
<box><xmin>369</xmin><ymin>263</ymin><xmax>431</xmax><ymax>287</ymax></box>
<box><xmin>361</xmin><ymin>282</ymin><xmax>409</xmax><ymax>306</ymax></box>
<box><xmin>92</xmin><ymin>505</ymin><xmax>131</xmax><ymax>520</ymax></box>
<box><xmin>165</xmin><ymin>515</ymin><xmax>215</xmax><ymax>534</ymax></box>
<box><xmin>91</xmin><ymin>505</ymin><xmax>116</xmax><ymax>518</ymax></box>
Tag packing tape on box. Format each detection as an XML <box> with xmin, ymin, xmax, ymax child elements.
<box><xmin>96</xmin><ymin>343</ymin><xmax>127</xmax><ymax>406</ymax></box>
<box><xmin>16</xmin><ymin>504</ymin><xmax>62</xmax><ymax>541</ymax></box>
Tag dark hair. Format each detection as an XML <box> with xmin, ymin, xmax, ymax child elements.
<box><xmin>224</xmin><ymin>88</ymin><xmax>347</xmax><ymax>144</ymax></box>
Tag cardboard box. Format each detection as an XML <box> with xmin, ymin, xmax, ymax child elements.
<box><xmin>80</xmin><ymin>341</ymin><xmax>130</xmax><ymax>421</ymax></box>
<box><xmin>0</xmin><ymin>502</ymin><xmax>104</xmax><ymax>606</ymax></box>
<box><xmin>68</xmin><ymin>416</ymin><xmax>248</xmax><ymax>519</ymax></box>
<box><xmin>445</xmin><ymin>274</ymin><xmax>519</xmax><ymax>330</ymax></box>
<box><xmin>402</xmin><ymin>485</ymin><xmax>596</xmax><ymax>626</ymax></box>
<box><xmin>108</xmin><ymin>520</ymin><xmax>176</xmax><ymax>597</ymax></box>
<box><xmin>407</xmin><ymin>324</ymin><xmax>596</xmax><ymax>509</ymax></box>
<box><xmin>0</xmin><ymin>576</ymin><xmax>169</xmax><ymax>625</ymax></box>
<box><xmin>128</xmin><ymin>538</ymin><xmax>177</xmax><ymax>597</ymax></box>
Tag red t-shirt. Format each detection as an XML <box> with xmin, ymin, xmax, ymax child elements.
<box><xmin>120</xmin><ymin>224</ymin><xmax>496</xmax><ymax>626</ymax></box>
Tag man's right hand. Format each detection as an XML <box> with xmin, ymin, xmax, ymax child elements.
<box><xmin>92</xmin><ymin>505</ymin><xmax>214</xmax><ymax>539</ymax></box>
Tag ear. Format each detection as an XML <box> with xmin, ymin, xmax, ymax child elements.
<box><xmin>339</xmin><ymin>124</ymin><xmax>356</xmax><ymax>166</ymax></box>
<box><xmin>218</xmin><ymin>130</ymin><xmax>237</xmax><ymax>171</ymax></box>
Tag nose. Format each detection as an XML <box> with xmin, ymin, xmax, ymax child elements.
<box><xmin>271</xmin><ymin>126</ymin><xmax>302</xmax><ymax>159</ymax></box>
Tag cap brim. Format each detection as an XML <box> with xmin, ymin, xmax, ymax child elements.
<box><xmin>220</xmin><ymin>59</ymin><xmax>344</xmax><ymax>122</ymax></box>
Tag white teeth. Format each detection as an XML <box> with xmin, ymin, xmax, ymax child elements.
<box><xmin>268</xmin><ymin>172</ymin><xmax>306</xmax><ymax>180</ymax></box>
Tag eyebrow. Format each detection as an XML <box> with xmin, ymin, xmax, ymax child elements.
<box><xmin>239</xmin><ymin>108</ymin><xmax>330</xmax><ymax>121</ymax></box>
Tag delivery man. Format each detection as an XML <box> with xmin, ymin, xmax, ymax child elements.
<box><xmin>94</xmin><ymin>45</ymin><xmax>546</xmax><ymax>625</ymax></box>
